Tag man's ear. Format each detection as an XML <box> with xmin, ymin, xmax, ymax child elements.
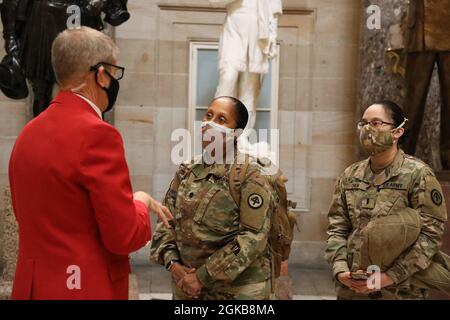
<box><xmin>96</xmin><ymin>66</ymin><xmax>110</xmax><ymax>88</ymax></box>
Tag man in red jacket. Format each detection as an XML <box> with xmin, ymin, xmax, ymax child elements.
<box><xmin>8</xmin><ymin>27</ymin><xmax>173</xmax><ymax>300</ymax></box>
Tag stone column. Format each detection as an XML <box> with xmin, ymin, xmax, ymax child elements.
<box><xmin>357</xmin><ymin>0</ymin><xmax>442</xmax><ymax>169</ymax></box>
<box><xmin>0</xmin><ymin>187</ymin><xmax>18</xmax><ymax>300</ymax></box>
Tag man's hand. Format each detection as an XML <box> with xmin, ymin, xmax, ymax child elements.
<box><xmin>266</xmin><ymin>17</ymin><xmax>279</xmax><ymax>59</ymax></box>
<box><xmin>133</xmin><ymin>191</ymin><xmax>173</xmax><ymax>228</ymax></box>
<box><xmin>178</xmin><ymin>270</ymin><xmax>203</xmax><ymax>298</ymax></box>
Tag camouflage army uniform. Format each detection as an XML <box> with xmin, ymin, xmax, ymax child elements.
<box><xmin>150</xmin><ymin>156</ymin><xmax>276</xmax><ymax>300</ymax></box>
<box><xmin>326</xmin><ymin>150</ymin><xmax>448</xmax><ymax>300</ymax></box>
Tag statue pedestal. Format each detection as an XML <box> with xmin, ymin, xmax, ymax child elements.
<box><xmin>274</xmin><ymin>261</ymin><xmax>293</xmax><ymax>300</ymax></box>
<box><xmin>0</xmin><ymin>187</ymin><xmax>18</xmax><ymax>300</ymax></box>
<box><xmin>128</xmin><ymin>274</ymin><xmax>140</xmax><ymax>300</ymax></box>
<box><xmin>0</xmin><ymin>281</ymin><xmax>13</xmax><ymax>300</ymax></box>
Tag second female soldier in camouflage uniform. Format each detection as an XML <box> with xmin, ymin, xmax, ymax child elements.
<box><xmin>151</xmin><ymin>96</ymin><xmax>277</xmax><ymax>300</ymax></box>
<box><xmin>326</xmin><ymin>101</ymin><xmax>448</xmax><ymax>300</ymax></box>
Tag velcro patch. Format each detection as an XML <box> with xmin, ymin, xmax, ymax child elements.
<box><xmin>431</xmin><ymin>189</ymin><xmax>443</xmax><ymax>206</ymax></box>
<box><xmin>240</xmin><ymin>183</ymin><xmax>270</xmax><ymax>232</ymax></box>
<box><xmin>248</xmin><ymin>193</ymin><xmax>264</xmax><ymax>209</ymax></box>
<box><xmin>421</xmin><ymin>172</ymin><xmax>447</xmax><ymax>221</ymax></box>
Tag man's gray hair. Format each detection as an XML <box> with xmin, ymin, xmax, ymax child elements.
<box><xmin>51</xmin><ymin>27</ymin><xmax>119</xmax><ymax>88</ymax></box>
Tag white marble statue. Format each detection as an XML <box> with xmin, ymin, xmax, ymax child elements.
<box><xmin>210</xmin><ymin>0</ymin><xmax>282</xmax><ymax>132</ymax></box>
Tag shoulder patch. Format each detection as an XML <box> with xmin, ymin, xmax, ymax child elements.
<box><xmin>247</xmin><ymin>193</ymin><xmax>264</xmax><ymax>209</ymax></box>
<box><xmin>420</xmin><ymin>171</ymin><xmax>447</xmax><ymax>222</ymax></box>
<box><xmin>431</xmin><ymin>189</ymin><xmax>443</xmax><ymax>206</ymax></box>
<box><xmin>240</xmin><ymin>181</ymin><xmax>271</xmax><ymax>232</ymax></box>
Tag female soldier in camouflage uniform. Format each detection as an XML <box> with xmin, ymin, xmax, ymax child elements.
<box><xmin>150</xmin><ymin>96</ymin><xmax>277</xmax><ymax>300</ymax></box>
<box><xmin>326</xmin><ymin>101</ymin><xmax>448</xmax><ymax>300</ymax></box>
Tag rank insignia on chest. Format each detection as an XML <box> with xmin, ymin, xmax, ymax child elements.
<box><xmin>361</xmin><ymin>197</ymin><xmax>376</xmax><ymax>209</ymax></box>
<box><xmin>248</xmin><ymin>193</ymin><xmax>264</xmax><ymax>209</ymax></box>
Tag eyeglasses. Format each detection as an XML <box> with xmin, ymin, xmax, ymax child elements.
<box><xmin>357</xmin><ymin>120</ymin><xmax>396</xmax><ymax>130</ymax></box>
<box><xmin>90</xmin><ymin>62</ymin><xmax>125</xmax><ymax>80</ymax></box>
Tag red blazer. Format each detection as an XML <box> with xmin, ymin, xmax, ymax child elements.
<box><xmin>8</xmin><ymin>91</ymin><xmax>152</xmax><ymax>300</ymax></box>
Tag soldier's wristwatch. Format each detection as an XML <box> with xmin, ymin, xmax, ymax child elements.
<box><xmin>166</xmin><ymin>259</ymin><xmax>180</xmax><ymax>271</ymax></box>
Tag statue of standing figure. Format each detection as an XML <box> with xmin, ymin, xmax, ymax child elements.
<box><xmin>210</xmin><ymin>0</ymin><xmax>282</xmax><ymax>134</ymax></box>
<box><xmin>403</xmin><ymin>0</ymin><xmax>450</xmax><ymax>169</ymax></box>
<box><xmin>0</xmin><ymin>0</ymin><xmax>130</xmax><ymax>117</ymax></box>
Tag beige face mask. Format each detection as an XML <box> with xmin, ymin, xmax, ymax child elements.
<box><xmin>359</xmin><ymin>118</ymin><xmax>408</xmax><ymax>156</ymax></box>
<box><xmin>201</xmin><ymin>121</ymin><xmax>237</xmax><ymax>164</ymax></box>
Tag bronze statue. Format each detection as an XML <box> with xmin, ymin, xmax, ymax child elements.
<box><xmin>403</xmin><ymin>0</ymin><xmax>450</xmax><ymax>169</ymax></box>
<box><xmin>0</xmin><ymin>0</ymin><xmax>130</xmax><ymax>117</ymax></box>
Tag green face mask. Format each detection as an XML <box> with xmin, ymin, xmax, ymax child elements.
<box><xmin>359</xmin><ymin>118</ymin><xmax>408</xmax><ymax>156</ymax></box>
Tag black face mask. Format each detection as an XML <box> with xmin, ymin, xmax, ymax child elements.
<box><xmin>96</xmin><ymin>70</ymin><xmax>120</xmax><ymax>115</ymax></box>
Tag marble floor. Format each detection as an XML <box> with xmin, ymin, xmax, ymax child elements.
<box><xmin>131</xmin><ymin>264</ymin><xmax>337</xmax><ymax>300</ymax></box>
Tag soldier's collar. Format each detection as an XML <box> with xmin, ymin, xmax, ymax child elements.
<box><xmin>353</xmin><ymin>149</ymin><xmax>406</xmax><ymax>184</ymax></box>
<box><xmin>191</xmin><ymin>150</ymin><xmax>242</xmax><ymax>180</ymax></box>
<box><xmin>192</xmin><ymin>163</ymin><xmax>229</xmax><ymax>180</ymax></box>
<box><xmin>191</xmin><ymin>163</ymin><xmax>210</xmax><ymax>179</ymax></box>
<box><xmin>353</xmin><ymin>158</ymin><xmax>371</xmax><ymax>181</ymax></box>
<box><xmin>209</xmin><ymin>164</ymin><xmax>228</xmax><ymax>178</ymax></box>
<box><xmin>368</xmin><ymin>149</ymin><xmax>406</xmax><ymax>185</ymax></box>
<box><xmin>389</xmin><ymin>149</ymin><xmax>406</xmax><ymax>176</ymax></box>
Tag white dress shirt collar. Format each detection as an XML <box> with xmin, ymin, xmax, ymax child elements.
<box><xmin>74</xmin><ymin>93</ymin><xmax>103</xmax><ymax>119</ymax></box>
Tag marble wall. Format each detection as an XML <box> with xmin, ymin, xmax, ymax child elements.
<box><xmin>0</xmin><ymin>32</ymin><xmax>24</xmax><ymax>292</ymax></box>
<box><xmin>0</xmin><ymin>0</ymin><xmax>362</xmax><ymax>278</ymax></box>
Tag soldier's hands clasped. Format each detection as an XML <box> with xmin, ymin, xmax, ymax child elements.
<box><xmin>170</xmin><ymin>263</ymin><xmax>194</xmax><ymax>284</ymax></box>
<box><xmin>178</xmin><ymin>270</ymin><xmax>203</xmax><ymax>298</ymax></box>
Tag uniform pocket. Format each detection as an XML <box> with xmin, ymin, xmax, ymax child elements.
<box><xmin>193</xmin><ymin>187</ymin><xmax>239</xmax><ymax>235</ymax></box>
<box><xmin>375</xmin><ymin>188</ymin><xmax>408</xmax><ymax>218</ymax></box>
<box><xmin>344</xmin><ymin>188</ymin><xmax>369</xmax><ymax>225</ymax></box>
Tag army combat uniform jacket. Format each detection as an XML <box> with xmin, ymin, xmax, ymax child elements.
<box><xmin>150</xmin><ymin>158</ymin><xmax>276</xmax><ymax>300</ymax></box>
<box><xmin>326</xmin><ymin>150</ymin><xmax>448</xmax><ymax>299</ymax></box>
